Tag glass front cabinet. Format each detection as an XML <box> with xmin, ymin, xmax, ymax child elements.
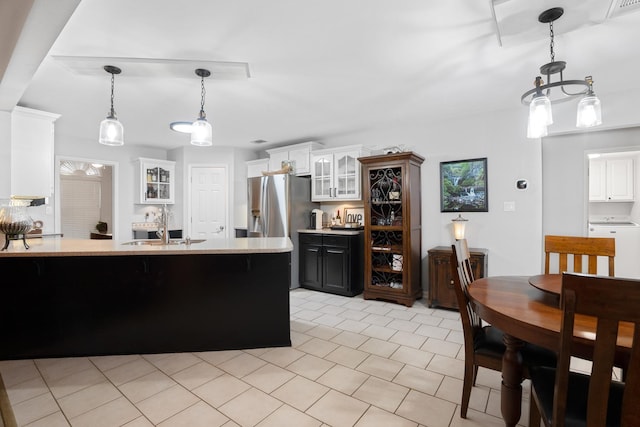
<box><xmin>311</xmin><ymin>145</ymin><xmax>370</xmax><ymax>201</ymax></box>
<box><xmin>359</xmin><ymin>152</ymin><xmax>425</xmax><ymax>307</ymax></box>
<box><xmin>137</xmin><ymin>158</ymin><xmax>175</xmax><ymax>204</ymax></box>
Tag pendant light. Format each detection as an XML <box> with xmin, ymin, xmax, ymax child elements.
<box><xmin>191</xmin><ymin>68</ymin><xmax>213</xmax><ymax>146</ymax></box>
<box><xmin>98</xmin><ymin>65</ymin><xmax>124</xmax><ymax>146</ymax></box>
<box><xmin>521</xmin><ymin>8</ymin><xmax>602</xmax><ymax>138</ymax></box>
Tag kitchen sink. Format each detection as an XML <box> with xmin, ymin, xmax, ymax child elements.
<box><xmin>122</xmin><ymin>239</ymin><xmax>205</xmax><ymax>246</ymax></box>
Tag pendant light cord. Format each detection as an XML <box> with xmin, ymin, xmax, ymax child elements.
<box><xmin>549</xmin><ymin>20</ymin><xmax>555</xmax><ymax>63</ymax></box>
<box><xmin>200</xmin><ymin>75</ymin><xmax>206</xmax><ymax>118</ymax></box>
<box><xmin>110</xmin><ymin>72</ymin><xmax>116</xmax><ymax>115</ymax></box>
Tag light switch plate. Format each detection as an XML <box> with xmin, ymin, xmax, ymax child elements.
<box><xmin>504</xmin><ymin>201</ymin><xmax>516</xmax><ymax>212</ymax></box>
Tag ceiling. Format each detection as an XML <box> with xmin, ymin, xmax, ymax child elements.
<box><xmin>2</xmin><ymin>0</ymin><xmax>640</xmax><ymax>151</ymax></box>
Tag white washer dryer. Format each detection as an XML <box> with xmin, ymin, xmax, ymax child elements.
<box><xmin>588</xmin><ymin>221</ymin><xmax>640</xmax><ymax>279</ymax></box>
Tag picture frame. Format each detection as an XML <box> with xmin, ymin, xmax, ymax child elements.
<box><xmin>440</xmin><ymin>157</ymin><xmax>488</xmax><ymax>212</ymax></box>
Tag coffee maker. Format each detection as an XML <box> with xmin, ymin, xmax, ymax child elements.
<box><xmin>310</xmin><ymin>209</ymin><xmax>324</xmax><ymax>230</ymax></box>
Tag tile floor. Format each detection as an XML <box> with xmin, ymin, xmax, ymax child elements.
<box><xmin>0</xmin><ymin>289</ymin><xmax>535</xmax><ymax>427</ymax></box>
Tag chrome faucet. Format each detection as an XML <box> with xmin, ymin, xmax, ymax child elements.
<box><xmin>156</xmin><ymin>204</ymin><xmax>171</xmax><ymax>244</ymax></box>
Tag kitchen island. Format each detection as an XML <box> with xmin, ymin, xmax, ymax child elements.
<box><xmin>0</xmin><ymin>237</ymin><xmax>293</xmax><ymax>360</ymax></box>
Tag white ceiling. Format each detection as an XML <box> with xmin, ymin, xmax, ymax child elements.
<box><xmin>2</xmin><ymin>0</ymin><xmax>640</xmax><ymax>150</ymax></box>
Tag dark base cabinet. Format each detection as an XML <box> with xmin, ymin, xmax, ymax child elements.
<box><xmin>0</xmin><ymin>252</ymin><xmax>291</xmax><ymax>360</ymax></box>
<box><xmin>299</xmin><ymin>233</ymin><xmax>364</xmax><ymax>296</ymax></box>
<box><xmin>428</xmin><ymin>246</ymin><xmax>488</xmax><ymax>309</ymax></box>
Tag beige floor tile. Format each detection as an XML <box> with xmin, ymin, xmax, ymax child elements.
<box><xmin>335</xmin><ymin>319</ymin><xmax>369</xmax><ymax>333</ymax></box>
<box><xmin>306</xmin><ymin>325</ymin><xmax>342</xmax><ymax>340</ymax></box>
<box><xmin>57</xmin><ymin>380</ymin><xmax>121</xmax><ymax>419</ymax></box>
<box><xmin>358</xmin><ymin>338</ymin><xmax>399</xmax><ymax>358</ymax></box>
<box><xmin>356</xmin><ymin>354</ymin><xmax>403</xmax><ymax>381</ymax></box>
<box><xmin>306</xmin><ymin>389</ymin><xmax>369</xmax><ymax>427</ymax></box>
<box><xmin>12</xmin><ymin>392</ymin><xmax>59</xmax><ymax>426</ymax></box>
<box><xmin>330</xmin><ymin>330</ymin><xmax>370</xmax><ymax>349</ymax></box>
<box><xmin>324</xmin><ymin>345</ymin><xmax>369</xmax><ymax>369</ymax></box>
<box><xmin>474</xmin><ymin>367</ymin><xmax>502</xmax><ymax>390</ymax></box>
<box><xmin>291</xmin><ymin>319</ymin><xmax>317</xmax><ymax>333</ymax></box>
<box><xmin>339</xmin><ymin>309</ymin><xmax>369</xmax><ymax>321</ymax></box>
<box><xmin>440</xmin><ymin>318</ymin><xmax>462</xmax><ymax>331</ymax></box>
<box><xmin>299</xmin><ymin>301</ymin><xmax>325</xmax><ymax>311</ymax></box>
<box><xmin>102</xmin><ymin>357</ymin><xmax>157</xmax><ymax>386</ymax></box>
<box><xmin>218</xmin><ymin>352</ymin><xmax>266</xmax><ymax>378</ymax></box>
<box><xmin>313</xmin><ymin>313</ymin><xmax>346</xmax><ymax>327</ymax></box>
<box><xmin>434</xmin><ymin>309</ymin><xmax>461</xmax><ymax>320</ymax></box>
<box><xmin>318</xmin><ymin>304</ymin><xmax>347</xmax><ymax>316</ymax></box>
<box><xmin>144</xmin><ymin>353</ymin><xmax>201</xmax><ymax>376</ymax></box>
<box><xmin>35</xmin><ymin>358</ymin><xmax>94</xmax><ymax>384</ymax></box>
<box><xmin>136</xmin><ymin>384</ymin><xmax>199</xmax><ymax>425</ymax></box>
<box><xmin>195</xmin><ymin>350</ymin><xmax>243</xmax><ymax>366</ymax></box>
<box><xmin>393</xmin><ymin>365</ymin><xmax>444</xmax><ymax>396</ymax></box>
<box><xmin>411</xmin><ymin>313</ymin><xmax>444</xmax><ymax>326</ymax></box>
<box><xmin>387</xmin><ymin>318</ymin><xmax>420</xmax><ymax>333</ymax></box>
<box><xmin>354</xmin><ymin>406</ymin><xmax>418</xmax><ymax>427</ymax></box>
<box><xmin>360</xmin><ymin>324</ymin><xmax>396</xmax><ymax>341</ymax></box>
<box><xmin>0</xmin><ymin>360</ymin><xmax>41</xmax><ymax>387</ymax></box>
<box><xmin>296</xmin><ymin>337</ymin><xmax>339</xmax><ymax>358</ymax></box>
<box><xmin>316</xmin><ymin>365</ymin><xmax>368</xmax><ymax>396</ymax></box>
<box><xmin>388</xmin><ymin>330</ymin><xmax>427</xmax><ymax>349</ymax></box>
<box><xmin>171</xmin><ymin>361</ymin><xmax>224</xmax><ymax>390</ymax></box>
<box><xmin>389</xmin><ymin>346</ymin><xmax>433</xmax><ymax>369</ymax></box>
<box><xmin>287</xmin><ymin>354</ymin><xmax>334</xmax><ymax>381</ymax></box>
<box><xmin>258</xmin><ymin>346</ymin><xmax>305</xmax><ymax>368</ymax></box>
<box><xmin>271</xmin><ymin>375</ymin><xmax>329</xmax><ymax>411</ymax></box>
<box><xmin>119</xmin><ymin>370</ymin><xmax>176</xmax><ymax>403</ymax></box>
<box><xmin>386</xmin><ymin>308</ymin><xmax>417</xmax><ymax>321</ymax></box>
<box><xmin>255</xmin><ymin>404</ymin><xmax>322</xmax><ymax>427</ymax></box>
<box><xmin>89</xmin><ymin>354</ymin><xmax>141</xmax><ymax>372</ymax></box>
<box><xmin>69</xmin><ymin>396</ymin><xmax>141</xmax><ymax>427</ymax></box>
<box><xmin>296</xmin><ymin>310</ymin><xmax>324</xmax><ymax>321</ymax></box>
<box><xmin>448</xmin><ymin>408</ymin><xmax>505</xmax><ymax>426</ymax></box>
<box><xmin>448</xmin><ymin>330</ymin><xmax>464</xmax><ymax>345</ymax></box>
<box><xmin>414</xmin><ymin>324</ymin><xmax>450</xmax><ymax>340</ymax></box>
<box><xmin>218</xmin><ymin>387</ymin><xmax>282</xmax><ymax>427</ymax></box>
<box><xmin>122</xmin><ymin>416</ymin><xmax>155</xmax><ymax>427</ymax></box>
<box><xmin>362</xmin><ymin>303</ymin><xmax>392</xmax><ymax>316</ymax></box>
<box><xmin>157</xmin><ymin>401</ymin><xmax>228</xmax><ymax>427</ymax></box>
<box><xmin>192</xmin><ymin>374</ymin><xmax>250</xmax><ymax>407</ymax></box>
<box><xmin>290</xmin><ymin>330</ymin><xmax>314</xmax><ymax>347</ymax></box>
<box><xmin>396</xmin><ymin>389</ymin><xmax>456</xmax><ymax>427</ymax></box>
<box><xmin>361</xmin><ymin>313</ymin><xmax>393</xmax><ymax>326</ymax></box>
<box><xmin>5</xmin><ymin>376</ymin><xmax>48</xmax><ymax>405</ymax></box>
<box><xmin>352</xmin><ymin>376</ymin><xmax>409</xmax><ymax>413</ymax></box>
<box><xmin>242</xmin><ymin>363</ymin><xmax>295</xmax><ymax>393</ymax></box>
<box><xmin>23</xmin><ymin>410</ymin><xmax>70</xmax><ymax>427</ymax></box>
<box><xmin>427</xmin><ymin>354</ymin><xmax>465</xmax><ymax>380</ymax></box>
<box><xmin>47</xmin><ymin>366</ymin><xmax>106</xmax><ymax>400</ymax></box>
<box><xmin>421</xmin><ymin>338</ymin><xmax>461</xmax><ymax>358</ymax></box>
<box><xmin>434</xmin><ymin>374</ymin><xmax>492</xmax><ymax>415</ymax></box>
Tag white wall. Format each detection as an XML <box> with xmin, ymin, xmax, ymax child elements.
<box><xmin>543</xmin><ymin>126</ymin><xmax>640</xmax><ymax>238</ymax></box>
<box><xmin>317</xmin><ymin>107</ymin><xmax>543</xmax><ymax>277</ymax></box>
<box><xmin>0</xmin><ymin>112</ymin><xmax>11</xmax><ymax>198</ymax></box>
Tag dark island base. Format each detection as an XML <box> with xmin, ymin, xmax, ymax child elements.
<box><xmin>1</xmin><ymin>252</ymin><xmax>291</xmax><ymax>360</ymax></box>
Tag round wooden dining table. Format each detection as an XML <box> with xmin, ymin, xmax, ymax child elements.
<box><xmin>468</xmin><ymin>275</ymin><xmax>633</xmax><ymax>427</ymax></box>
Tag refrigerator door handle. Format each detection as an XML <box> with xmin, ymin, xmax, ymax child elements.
<box><xmin>261</xmin><ymin>177</ymin><xmax>269</xmax><ymax>236</ymax></box>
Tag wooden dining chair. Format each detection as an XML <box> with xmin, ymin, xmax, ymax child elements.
<box><xmin>451</xmin><ymin>240</ymin><xmax>556</xmax><ymax>419</ymax></box>
<box><xmin>544</xmin><ymin>235</ymin><xmax>615</xmax><ymax>276</ymax></box>
<box><xmin>529</xmin><ymin>272</ymin><xmax>640</xmax><ymax>427</ymax></box>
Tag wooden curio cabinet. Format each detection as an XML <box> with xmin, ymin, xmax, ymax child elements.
<box><xmin>359</xmin><ymin>152</ymin><xmax>425</xmax><ymax>307</ymax></box>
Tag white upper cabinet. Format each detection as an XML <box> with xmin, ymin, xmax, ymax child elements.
<box><xmin>589</xmin><ymin>157</ymin><xmax>634</xmax><ymax>202</ymax></box>
<box><xmin>136</xmin><ymin>158</ymin><xmax>175</xmax><ymax>204</ymax></box>
<box><xmin>311</xmin><ymin>145</ymin><xmax>370</xmax><ymax>201</ymax></box>
<box><xmin>11</xmin><ymin>107</ymin><xmax>60</xmax><ymax>198</ymax></box>
<box><xmin>246</xmin><ymin>158</ymin><xmax>269</xmax><ymax>178</ymax></box>
<box><xmin>266</xmin><ymin>141</ymin><xmax>321</xmax><ymax>176</ymax></box>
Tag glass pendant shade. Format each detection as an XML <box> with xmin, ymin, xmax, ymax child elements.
<box><xmin>99</xmin><ymin>115</ymin><xmax>124</xmax><ymax>146</ymax></box>
<box><xmin>530</xmin><ymin>94</ymin><xmax>553</xmax><ymax>126</ymax></box>
<box><xmin>190</xmin><ymin>118</ymin><xmax>212</xmax><ymax>146</ymax></box>
<box><xmin>576</xmin><ymin>93</ymin><xmax>602</xmax><ymax>128</ymax></box>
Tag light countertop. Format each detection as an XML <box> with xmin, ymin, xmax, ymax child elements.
<box><xmin>0</xmin><ymin>237</ymin><xmax>293</xmax><ymax>257</ymax></box>
<box><xmin>298</xmin><ymin>228</ymin><xmax>364</xmax><ymax>236</ymax></box>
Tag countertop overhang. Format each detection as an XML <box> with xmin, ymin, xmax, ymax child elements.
<box><xmin>298</xmin><ymin>228</ymin><xmax>364</xmax><ymax>236</ymax></box>
<box><xmin>0</xmin><ymin>237</ymin><xmax>292</xmax><ymax>257</ymax></box>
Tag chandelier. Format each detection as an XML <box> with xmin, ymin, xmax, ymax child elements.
<box><xmin>521</xmin><ymin>7</ymin><xmax>602</xmax><ymax>139</ymax></box>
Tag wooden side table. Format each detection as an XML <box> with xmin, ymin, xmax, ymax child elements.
<box><xmin>427</xmin><ymin>245</ymin><xmax>488</xmax><ymax>309</ymax></box>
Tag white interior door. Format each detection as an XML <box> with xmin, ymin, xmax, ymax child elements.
<box><xmin>190</xmin><ymin>166</ymin><xmax>227</xmax><ymax>239</ymax></box>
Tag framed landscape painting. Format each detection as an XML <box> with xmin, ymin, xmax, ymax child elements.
<box><xmin>440</xmin><ymin>157</ymin><xmax>488</xmax><ymax>212</ymax></box>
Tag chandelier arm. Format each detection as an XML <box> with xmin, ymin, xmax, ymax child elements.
<box><xmin>521</xmin><ymin>79</ymin><xmax>591</xmax><ymax>105</ymax></box>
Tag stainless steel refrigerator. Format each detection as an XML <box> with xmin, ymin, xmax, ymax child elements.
<box><xmin>247</xmin><ymin>174</ymin><xmax>319</xmax><ymax>288</ymax></box>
